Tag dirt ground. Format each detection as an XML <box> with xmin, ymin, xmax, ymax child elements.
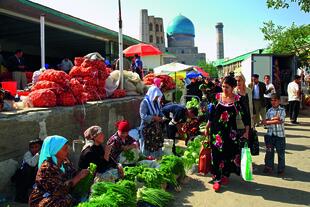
<box><xmin>5</xmin><ymin>109</ymin><xmax>310</xmax><ymax>207</ymax></box>
<box><xmin>171</xmin><ymin>109</ymin><xmax>310</xmax><ymax>207</ymax></box>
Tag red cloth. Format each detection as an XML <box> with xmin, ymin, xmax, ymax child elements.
<box><xmin>116</xmin><ymin>120</ymin><xmax>130</xmax><ymax>132</ymax></box>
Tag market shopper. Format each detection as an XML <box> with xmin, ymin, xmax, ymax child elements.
<box><xmin>107</xmin><ymin>120</ymin><xmax>139</xmax><ymax>162</ymax></box>
<box><xmin>205</xmin><ymin>75</ymin><xmax>250</xmax><ymax>192</ymax></box>
<box><xmin>139</xmin><ymin>86</ymin><xmax>164</xmax><ymax>158</ymax></box>
<box><xmin>7</xmin><ymin>49</ymin><xmax>27</xmax><ymax>90</ymax></box>
<box><xmin>11</xmin><ymin>139</ymin><xmax>43</xmax><ymax>203</ymax></box>
<box><xmin>288</xmin><ymin>75</ymin><xmax>302</xmax><ymax>124</ymax></box>
<box><xmin>235</xmin><ymin>73</ymin><xmax>258</xmax><ymax>155</ymax></box>
<box><xmin>249</xmin><ymin>74</ymin><xmax>266</xmax><ymax>126</ymax></box>
<box><xmin>78</xmin><ymin>126</ymin><xmax>124</xmax><ymax>182</ymax></box>
<box><xmin>29</xmin><ymin>136</ymin><xmax>89</xmax><ymax>207</ymax></box>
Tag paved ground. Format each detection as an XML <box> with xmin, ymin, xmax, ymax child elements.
<box><xmin>171</xmin><ymin>108</ymin><xmax>310</xmax><ymax>207</ymax></box>
<box><xmin>5</xmin><ymin>108</ymin><xmax>310</xmax><ymax>207</ymax></box>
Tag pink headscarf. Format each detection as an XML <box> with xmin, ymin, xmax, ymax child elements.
<box><xmin>153</xmin><ymin>78</ymin><xmax>161</xmax><ymax>88</ymax></box>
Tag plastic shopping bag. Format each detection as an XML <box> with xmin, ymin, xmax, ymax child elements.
<box><xmin>241</xmin><ymin>143</ymin><xmax>253</xmax><ymax>181</ymax></box>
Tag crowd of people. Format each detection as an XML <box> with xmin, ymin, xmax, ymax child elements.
<box><xmin>7</xmin><ymin>62</ymin><xmax>305</xmax><ymax>204</ymax></box>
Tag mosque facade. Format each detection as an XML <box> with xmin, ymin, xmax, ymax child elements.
<box><xmin>140</xmin><ymin>10</ymin><xmax>206</xmax><ymax>65</ymax></box>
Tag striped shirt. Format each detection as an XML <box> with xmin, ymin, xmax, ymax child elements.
<box><xmin>266</xmin><ymin>106</ymin><xmax>286</xmax><ymax>137</ymax></box>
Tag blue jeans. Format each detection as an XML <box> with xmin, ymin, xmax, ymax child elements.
<box><xmin>264</xmin><ymin>134</ymin><xmax>286</xmax><ymax>172</ymax></box>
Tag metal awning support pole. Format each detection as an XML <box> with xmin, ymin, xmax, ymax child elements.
<box><xmin>40</xmin><ymin>14</ymin><xmax>45</xmax><ymax>69</ymax></box>
<box><xmin>118</xmin><ymin>0</ymin><xmax>124</xmax><ymax>89</ymax></box>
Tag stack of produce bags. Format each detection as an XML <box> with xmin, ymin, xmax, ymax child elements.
<box><xmin>69</xmin><ymin>56</ymin><xmax>109</xmax><ymax>101</ymax></box>
<box><xmin>28</xmin><ymin>53</ymin><xmax>113</xmax><ymax>107</ymax></box>
<box><xmin>143</xmin><ymin>73</ymin><xmax>176</xmax><ymax>91</ymax></box>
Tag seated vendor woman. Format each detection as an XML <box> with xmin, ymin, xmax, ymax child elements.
<box><xmin>107</xmin><ymin>120</ymin><xmax>139</xmax><ymax>161</ymax></box>
<box><xmin>78</xmin><ymin>126</ymin><xmax>124</xmax><ymax>182</ymax></box>
<box><xmin>29</xmin><ymin>136</ymin><xmax>89</xmax><ymax>207</ymax></box>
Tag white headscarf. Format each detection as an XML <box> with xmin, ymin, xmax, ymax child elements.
<box><xmin>145</xmin><ymin>86</ymin><xmax>163</xmax><ymax>115</ymax></box>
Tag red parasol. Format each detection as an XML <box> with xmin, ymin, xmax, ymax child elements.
<box><xmin>123</xmin><ymin>43</ymin><xmax>162</xmax><ymax>57</ymax></box>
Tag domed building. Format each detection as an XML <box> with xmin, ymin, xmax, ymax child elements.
<box><xmin>165</xmin><ymin>14</ymin><xmax>206</xmax><ymax>65</ymax></box>
<box><xmin>140</xmin><ymin>11</ymin><xmax>206</xmax><ymax>65</ymax></box>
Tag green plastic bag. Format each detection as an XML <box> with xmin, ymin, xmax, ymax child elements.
<box><xmin>241</xmin><ymin>143</ymin><xmax>253</xmax><ymax>181</ymax></box>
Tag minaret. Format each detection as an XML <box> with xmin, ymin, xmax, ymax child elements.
<box><xmin>140</xmin><ymin>9</ymin><xmax>149</xmax><ymax>42</ymax></box>
<box><xmin>215</xmin><ymin>22</ymin><xmax>224</xmax><ymax>59</ymax></box>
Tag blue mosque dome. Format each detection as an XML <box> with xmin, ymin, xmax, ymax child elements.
<box><xmin>167</xmin><ymin>15</ymin><xmax>195</xmax><ymax>37</ymax></box>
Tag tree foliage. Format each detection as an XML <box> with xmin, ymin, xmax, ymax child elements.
<box><xmin>266</xmin><ymin>0</ymin><xmax>310</xmax><ymax>12</ymax></box>
<box><xmin>197</xmin><ymin>61</ymin><xmax>218</xmax><ymax>78</ymax></box>
<box><xmin>261</xmin><ymin>21</ymin><xmax>310</xmax><ymax>66</ymax></box>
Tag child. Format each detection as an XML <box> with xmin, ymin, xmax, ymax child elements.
<box><xmin>11</xmin><ymin>138</ymin><xmax>43</xmax><ymax>203</ymax></box>
<box><xmin>262</xmin><ymin>93</ymin><xmax>286</xmax><ymax>176</ymax></box>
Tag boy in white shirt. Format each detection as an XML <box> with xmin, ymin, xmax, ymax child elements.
<box><xmin>11</xmin><ymin>139</ymin><xmax>42</xmax><ymax>203</ymax></box>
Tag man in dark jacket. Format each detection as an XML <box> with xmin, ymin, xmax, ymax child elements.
<box><xmin>162</xmin><ymin>104</ymin><xmax>188</xmax><ymax>154</ymax></box>
<box><xmin>7</xmin><ymin>49</ymin><xmax>27</xmax><ymax>89</ymax></box>
<box><xmin>249</xmin><ymin>74</ymin><xmax>266</xmax><ymax>126</ymax></box>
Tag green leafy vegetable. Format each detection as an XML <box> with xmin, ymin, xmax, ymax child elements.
<box><xmin>123</xmin><ymin>150</ymin><xmax>135</xmax><ymax>161</ymax></box>
<box><xmin>72</xmin><ymin>163</ymin><xmax>97</xmax><ymax>198</ymax></box>
<box><xmin>159</xmin><ymin>155</ymin><xmax>185</xmax><ymax>187</ymax></box>
<box><xmin>137</xmin><ymin>187</ymin><xmax>173</xmax><ymax>207</ymax></box>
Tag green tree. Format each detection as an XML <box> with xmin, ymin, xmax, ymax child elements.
<box><xmin>266</xmin><ymin>0</ymin><xmax>310</xmax><ymax>12</ymax></box>
<box><xmin>261</xmin><ymin>21</ymin><xmax>310</xmax><ymax>66</ymax></box>
<box><xmin>197</xmin><ymin>61</ymin><xmax>218</xmax><ymax>78</ymax></box>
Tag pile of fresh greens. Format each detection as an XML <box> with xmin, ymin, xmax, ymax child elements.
<box><xmin>159</xmin><ymin>155</ymin><xmax>185</xmax><ymax>187</ymax></box>
<box><xmin>72</xmin><ymin>163</ymin><xmax>97</xmax><ymax>199</ymax></box>
<box><xmin>136</xmin><ymin>168</ymin><xmax>165</xmax><ymax>189</ymax></box>
<box><xmin>124</xmin><ymin>165</ymin><xmax>146</xmax><ymax>181</ymax></box>
<box><xmin>137</xmin><ymin>187</ymin><xmax>173</xmax><ymax>207</ymax></box>
<box><xmin>182</xmin><ymin>135</ymin><xmax>206</xmax><ymax>169</ymax></box>
<box><xmin>78</xmin><ymin>181</ymin><xmax>137</xmax><ymax>207</ymax></box>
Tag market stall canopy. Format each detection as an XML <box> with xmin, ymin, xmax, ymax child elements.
<box><xmin>154</xmin><ymin>62</ymin><xmax>193</xmax><ymax>74</ymax></box>
<box><xmin>193</xmin><ymin>66</ymin><xmax>209</xmax><ymax>77</ymax></box>
<box><xmin>186</xmin><ymin>71</ymin><xmax>202</xmax><ymax>79</ymax></box>
<box><xmin>123</xmin><ymin>43</ymin><xmax>162</xmax><ymax>57</ymax></box>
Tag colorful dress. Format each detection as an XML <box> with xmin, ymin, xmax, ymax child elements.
<box><xmin>107</xmin><ymin>132</ymin><xmax>137</xmax><ymax>161</ymax></box>
<box><xmin>208</xmin><ymin>93</ymin><xmax>250</xmax><ymax>182</ymax></box>
<box><xmin>139</xmin><ymin>86</ymin><xmax>164</xmax><ymax>157</ymax></box>
<box><xmin>29</xmin><ymin>158</ymin><xmax>76</xmax><ymax>207</ymax></box>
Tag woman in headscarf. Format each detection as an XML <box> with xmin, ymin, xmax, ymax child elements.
<box><xmin>139</xmin><ymin>86</ymin><xmax>164</xmax><ymax>158</ymax></box>
<box><xmin>107</xmin><ymin>120</ymin><xmax>139</xmax><ymax>162</ymax></box>
<box><xmin>29</xmin><ymin>136</ymin><xmax>89</xmax><ymax>207</ymax></box>
<box><xmin>78</xmin><ymin>126</ymin><xmax>124</xmax><ymax>182</ymax></box>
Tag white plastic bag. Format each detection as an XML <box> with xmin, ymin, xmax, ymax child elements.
<box><xmin>119</xmin><ymin>148</ymin><xmax>140</xmax><ymax>165</ymax></box>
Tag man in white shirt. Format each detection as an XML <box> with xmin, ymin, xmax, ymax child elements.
<box><xmin>287</xmin><ymin>75</ymin><xmax>302</xmax><ymax>124</ymax></box>
<box><xmin>264</xmin><ymin>75</ymin><xmax>276</xmax><ymax>110</ymax></box>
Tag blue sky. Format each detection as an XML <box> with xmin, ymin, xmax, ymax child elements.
<box><xmin>31</xmin><ymin>0</ymin><xmax>309</xmax><ymax>61</ymax></box>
